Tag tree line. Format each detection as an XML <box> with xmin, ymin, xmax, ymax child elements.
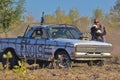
<box><xmin>0</xmin><ymin>0</ymin><xmax>120</xmax><ymax>37</ymax></box>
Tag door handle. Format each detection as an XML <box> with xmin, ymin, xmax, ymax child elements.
<box><xmin>22</xmin><ymin>40</ymin><xmax>26</xmax><ymax>43</ymax></box>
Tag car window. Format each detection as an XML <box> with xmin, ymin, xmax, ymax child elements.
<box><xmin>31</xmin><ymin>28</ymin><xmax>47</xmax><ymax>39</ymax></box>
<box><xmin>48</xmin><ymin>27</ymin><xmax>82</xmax><ymax>39</ymax></box>
<box><xmin>69</xmin><ymin>28</ymin><xmax>81</xmax><ymax>39</ymax></box>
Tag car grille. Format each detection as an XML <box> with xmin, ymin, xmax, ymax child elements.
<box><xmin>76</xmin><ymin>45</ymin><xmax>112</xmax><ymax>53</ymax></box>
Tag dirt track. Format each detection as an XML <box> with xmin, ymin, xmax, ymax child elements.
<box><xmin>0</xmin><ymin>62</ymin><xmax>120</xmax><ymax>80</ymax></box>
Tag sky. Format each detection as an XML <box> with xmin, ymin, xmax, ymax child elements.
<box><xmin>25</xmin><ymin>0</ymin><xmax>116</xmax><ymax>21</ymax></box>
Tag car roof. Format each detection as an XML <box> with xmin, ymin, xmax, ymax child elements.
<box><xmin>31</xmin><ymin>24</ymin><xmax>77</xmax><ymax>29</ymax></box>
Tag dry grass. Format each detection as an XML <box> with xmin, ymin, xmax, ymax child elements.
<box><xmin>0</xmin><ymin>62</ymin><xmax>120</xmax><ymax>80</ymax></box>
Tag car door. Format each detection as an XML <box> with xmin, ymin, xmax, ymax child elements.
<box><xmin>18</xmin><ymin>27</ymin><xmax>51</xmax><ymax>60</ymax></box>
<box><xmin>27</xmin><ymin>28</ymin><xmax>47</xmax><ymax>60</ymax></box>
<box><xmin>22</xmin><ymin>38</ymin><xmax>37</xmax><ymax>59</ymax></box>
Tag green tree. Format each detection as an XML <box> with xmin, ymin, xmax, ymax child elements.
<box><xmin>45</xmin><ymin>14</ymin><xmax>57</xmax><ymax>24</ymax></box>
<box><xmin>108</xmin><ymin>0</ymin><xmax>120</xmax><ymax>27</ymax></box>
<box><xmin>55</xmin><ymin>7</ymin><xmax>66</xmax><ymax>24</ymax></box>
<box><xmin>69</xmin><ymin>8</ymin><xmax>80</xmax><ymax>25</ymax></box>
<box><xmin>114</xmin><ymin>0</ymin><xmax>120</xmax><ymax>13</ymax></box>
<box><xmin>45</xmin><ymin>7</ymin><xmax>71</xmax><ymax>24</ymax></box>
<box><xmin>0</xmin><ymin>0</ymin><xmax>25</xmax><ymax>37</ymax></box>
<box><xmin>45</xmin><ymin>8</ymin><xmax>90</xmax><ymax>32</ymax></box>
<box><xmin>25</xmin><ymin>13</ymin><xmax>35</xmax><ymax>25</ymax></box>
<box><xmin>93</xmin><ymin>8</ymin><xmax>103</xmax><ymax>20</ymax></box>
<box><xmin>80</xmin><ymin>16</ymin><xmax>90</xmax><ymax>32</ymax></box>
<box><xmin>112</xmin><ymin>0</ymin><xmax>120</xmax><ymax>21</ymax></box>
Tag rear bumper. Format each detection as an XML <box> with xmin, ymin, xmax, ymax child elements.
<box><xmin>70</xmin><ymin>53</ymin><xmax>112</xmax><ymax>60</ymax></box>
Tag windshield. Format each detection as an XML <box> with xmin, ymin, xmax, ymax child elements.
<box><xmin>48</xmin><ymin>27</ymin><xmax>82</xmax><ymax>39</ymax></box>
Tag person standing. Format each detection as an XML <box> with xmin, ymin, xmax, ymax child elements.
<box><xmin>90</xmin><ymin>19</ymin><xmax>106</xmax><ymax>42</ymax></box>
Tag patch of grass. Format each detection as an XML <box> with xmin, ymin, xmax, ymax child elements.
<box><xmin>113</xmin><ymin>56</ymin><xmax>120</xmax><ymax>64</ymax></box>
<box><xmin>12</xmin><ymin>60</ymin><xmax>27</xmax><ymax>74</ymax></box>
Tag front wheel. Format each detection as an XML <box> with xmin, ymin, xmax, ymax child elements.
<box><xmin>55</xmin><ymin>51</ymin><xmax>72</xmax><ymax>68</ymax></box>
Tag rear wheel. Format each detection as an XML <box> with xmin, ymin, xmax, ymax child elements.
<box><xmin>1</xmin><ymin>50</ymin><xmax>19</xmax><ymax>69</ymax></box>
<box><xmin>55</xmin><ymin>51</ymin><xmax>72</xmax><ymax>68</ymax></box>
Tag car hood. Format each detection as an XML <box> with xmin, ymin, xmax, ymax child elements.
<box><xmin>54</xmin><ymin>39</ymin><xmax>112</xmax><ymax>46</ymax></box>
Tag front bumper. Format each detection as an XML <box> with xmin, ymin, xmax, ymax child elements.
<box><xmin>70</xmin><ymin>52</ymin><xmax>112</xmax><ymax>60</ymax></box>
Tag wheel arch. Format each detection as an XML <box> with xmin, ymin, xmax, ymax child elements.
<box><xmin>2</xmin><ymin>47</ymin><xmax>19</xmax><ymax>59</ymax></box>
<box><xmin>54</xmin><ymin>48</ymin><xmax>71</xmax><ymax>59</ymax></box>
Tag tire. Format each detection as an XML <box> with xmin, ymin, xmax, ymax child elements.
<box><xmin>55</xmin><ymin>51</ymin><xmax>72</xmax><ymax>68</ymax></box>
<box><xmin>1</xmin><ymin>50</ymin><xmax>19</xmax><ymax>69</ymax></box>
